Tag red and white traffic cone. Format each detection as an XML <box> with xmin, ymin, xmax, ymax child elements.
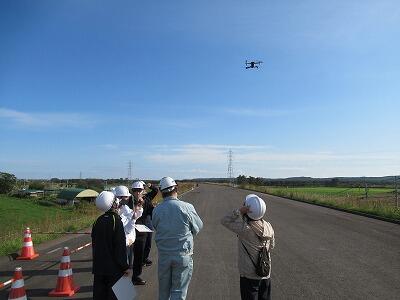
<box><xmin>16</xmin><ymin>227</ymin><xmax>39</xmax><ymax>260</ymax></box>
<box><xmin>49</xmin><ymin>247</ymin><xmax>80</xmax><ymax>297</ymax></box>
<box><xmin>8</xmin><ymin>267</ymin><xmax>27</xmax><ymax>300</ymax></box>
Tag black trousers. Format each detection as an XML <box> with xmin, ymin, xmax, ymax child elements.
<box><xmin>93</xmin><ymin>274</ymin><xmax>121</xmax><ymax>300</ymax></box>
<box><xmin>240</xmin><ymin>277</ymin><xmax>271</xmax><ymax>300</ymax></box>
<box><xmin>127</xmin><ymin>245</ymin><xmax>134</xmax><ymax>268</ymax></box>
<box><xmin>143</xmin><ymin>232</ymin><xmax>152</xmax><ymax>261</ymax></box>
<box><xmin>132</xmin><ymin>233</ymin><xmax>146</xmax><ymax>278</ymax></box>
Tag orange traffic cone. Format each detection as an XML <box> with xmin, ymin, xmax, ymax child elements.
<box><xmin>8</xmin><ymin>267</ymin><xmax>27</xmax><ymax>300</ymax></box>
<box><xmin>17</xmin><ymin>227</ymin><xmax>39</xmax><ymax>260</ymax></box>
<box><xmin>49</xmin><ymin>247</ymin><xmax>80</xmax><ymax>297</ymax></box>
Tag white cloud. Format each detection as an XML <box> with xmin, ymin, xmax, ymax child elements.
<box><xmin>0</xmin><ymin>108</ymin><xmax>96</xmax><ymax>128</ymax></box>
<box><xmin>142</xmin><ymin>144</ymin><xmax>400</xmax><ymax>178</ymax></box>
<box><xmin>145</xmin><ymin>145</ymin><xmax>400</xmax><ymax>165</ymax></box>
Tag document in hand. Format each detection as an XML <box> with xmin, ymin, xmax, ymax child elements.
<box><xmin>112</xmin><ymin>275</ymin><xmax>137</xmax><ymax>300</ymax></box>
<box><xmin>135</xmin><ymin>224</ymin><xmax>153</xmax><ymax>232</ymax></box>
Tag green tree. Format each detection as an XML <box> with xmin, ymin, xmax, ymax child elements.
<box><xmin>29</xmin><ymin>181</ymin><xmax>45</xmax><ymax>190</ymax></box>
<box><xmin>0</xmin><ymin>172</ymin><xmax>17</xmax><ymax>193</ymax></box>
<box><xmin>236</xmin><ymin>175</ymin><xmax>248</xmax><ymax>185</ymax></box>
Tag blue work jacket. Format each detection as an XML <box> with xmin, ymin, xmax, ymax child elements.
<box><xmin>152</xmin><ymin>196</ymin><xmax>203</xmax><ymax>256</ymax></box>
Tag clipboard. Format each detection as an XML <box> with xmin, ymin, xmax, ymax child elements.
<box><xmin>112</xmin><ymin>275</ymin><xmax>137</xmax><ymax>300</ymax></box>
<box><xmin>135</xmin><ymin>224</ymin><xmax>153</xmax><ymax>233</ymax></box>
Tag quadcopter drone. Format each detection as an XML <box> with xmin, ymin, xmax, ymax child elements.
<box><xmin>245</xmin><ymin>60</ymin><xmax>263</xmax><ymax>69</ymax></box>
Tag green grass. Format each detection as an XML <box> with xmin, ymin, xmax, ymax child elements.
<box><xmin>238</xmin><ymin>185</ymin><xmax>400</xmax><ymax>221</ymax></box>
<box><xmin>0</xmin><ymin>183</ymin><xmax>196</xmax><ymax>256</ymax></box>
<box><xmin>257</xmin><ymin>186</ymin><xmax>395</xmax><ymax>197</ymax></box>
<box><xmin>0</xmin><ymin>195</ymin><xmax>100</xmax><ymax>256</ymax></box>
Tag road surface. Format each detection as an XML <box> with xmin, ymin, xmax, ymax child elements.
<box><xmin>1</xmin><ymin>184</ymin><xmax>399</xmax><ymax>299</ymax></box>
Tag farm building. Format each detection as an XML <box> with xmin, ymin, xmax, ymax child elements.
<box><xmin>57</xmin><ymin>188</ymin><xmax>98</xmax><ymax>205</ymax></box>
<box><xmin>15</xmin><ymin>189</ymin><xmax>44</xmax><ymax>198</ymax></box>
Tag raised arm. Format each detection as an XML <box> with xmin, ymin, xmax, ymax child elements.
<box><xmin>220</xmin><ymin>207</ymin><xmax>249</xmax><ymax>237</ymax></box>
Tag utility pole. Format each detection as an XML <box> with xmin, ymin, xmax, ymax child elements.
<box><xmin>79</xmin><ymin>171</ymin><xmax>82</xmax><ymax>180</ymax></box>
<box><xmin>364</xmin><ymin>177</ymin><xmax>368</xmax><ymax>201</ymax></box>
<box><xmin>227</xmin><ymin>149</ymin><xmax>234</xmax><ymax>186</ymax></box>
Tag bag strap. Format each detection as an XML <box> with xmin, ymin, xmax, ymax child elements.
<box><xmin>240</xmin><ymin>241</ymin><xmax>258</xmax><ymax>269</ymax></box>
<box><xmin>248</xmin><ymin>221</ymin><xmax>269</xmax><ymax>248</ymax></box>
<box><xmin>112</xmin><ymin>214</ymin><xmax>115</xmax><ymax>232</ymax></box>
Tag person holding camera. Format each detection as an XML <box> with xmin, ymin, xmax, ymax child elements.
<box><xmin>129</xmin><ymin>180</ymin><xmax>158</xmax><ymax>285</ymax></box>
<box><xmin>221</xmin><ymin>194</ymin><xmax>275</xmax><ymax>300</ymax></box>
<box><xmin>113</xmin><ymin>185</ymin><xmax>143</xmax><ymax>268</ymax></box>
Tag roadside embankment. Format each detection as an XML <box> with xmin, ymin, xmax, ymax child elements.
<box><xmin>236</xmin><ymin>184</ymin><xmax>400</xmax><ymax>224</ymax></box>
<box><xmin>0</xmin><ymin>182</ymin><xmax>196</xmax><ymax>257</ymax></box>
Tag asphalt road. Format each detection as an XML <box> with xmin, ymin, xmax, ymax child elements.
<box><xmin>1</xmin><ymin>184</ymin><xmax>399</xmax><ymax>299</ymax></box>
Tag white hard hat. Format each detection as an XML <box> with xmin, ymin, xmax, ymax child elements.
<box><xmin>245</xmin><ymin>194</ymin><xmax>266</xmax><ymax>220</ymax></box>
<box><xmin>159</xmin><ymin>176</ymin><xmax>177</xmax><ymax>192</ymax></box>
<box><xmin>95</xmin><ymin>191</ymin><xmax>116</xmax><ymax>212</ymax></box>
<box><xmin>113</xmin><ymin>185</ymin><xmax>131</xmax><ymax>197</ymax></box>
<box><xmin>131</xmin><ymin>181</ymin><xmax>145</xmax><ymax>190</ymax></box>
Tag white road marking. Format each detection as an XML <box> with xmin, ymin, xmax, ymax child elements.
<box><xmin>47</xmin><ymin>247</ymin><xmax>61</xmax><ymax>254</ymax></box>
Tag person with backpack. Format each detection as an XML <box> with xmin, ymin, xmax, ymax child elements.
<box><xmin>221</xmin><ymin>194</ymin><xmax>275</xmax><ymax>300</ymax></box>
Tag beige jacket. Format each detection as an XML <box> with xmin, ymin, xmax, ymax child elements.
<box><xmin>221</xmin><ymin>209</ymin><xmax>275</xmax><ymax>279</ymax></box>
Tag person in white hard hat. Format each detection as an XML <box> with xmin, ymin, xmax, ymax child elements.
<box><xmin>129</xmin><ymin>180</ymin><xmax>158</xmax><ymax>285</ymax></box>
<box><xmin>91</xmin><ymin>191</ymin><xmax>131</xmax><ymax>300</ymax></box>
<box><xmin>113</xmin><ymin>185</ymin><xmax>143</xmax><ymax>269</ymax></box>
<box><xmin>152</xmin><ymin>177</ymin><xmax>203</xmax><ymax>300</ymax></box>
<box><xmin>221</xmin><ymin>194</ymin><xmax>275</xmax><ymax>300</ymax></box>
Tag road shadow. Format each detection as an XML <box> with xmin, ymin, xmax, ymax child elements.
<box><xmin>71</xmin><ymin>259</ymin><xmax>93</xmax><ymax>263</ymax></box>
<box><xmin>0</xmin><ymin>267</ymin><xmax>92</xmax><ymax>277</ymax></box>
<box><xmin>23</xmin><ymin>285</ymin><xmax>93</xmax><ymax>298</ymax></box>
<box><xmin>25</xmin><ymin>288</ymin><xmax>51</xmax><ymax>297</ymax></box>
<box><xmin>77</xmin><ymin>285</ymin><xmax>93</xmax><ymax>293</ymax></box>
<box><xmin>0</xmin><ymin>289</ymin><xmax>10</xmax><ymax>299</ymax></box>
<box><xmin>36</xmin><ymin>259</ymin><xmax>92</xmax><ymax>263</ymax></box>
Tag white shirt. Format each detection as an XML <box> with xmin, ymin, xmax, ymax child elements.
<box><xmin>119</xmin><ymin>204</ymin><xmax>143</xmax><ymax>246</ymax></box>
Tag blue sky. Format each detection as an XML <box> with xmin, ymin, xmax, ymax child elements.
<box><xmin>1</xmin><ymin>0</ymin><xmax>399</xmax><ymax>179</ymax></box>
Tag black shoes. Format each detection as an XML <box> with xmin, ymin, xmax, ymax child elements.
<box><xmin>143</xmin><ymin>258</ymin><xmax>153</xmax><ymax>266</ymax></box>
<box><xmin>133</xmin><ymin>277</ymin><xmax>146</xmax><ymax>285</ymax></box>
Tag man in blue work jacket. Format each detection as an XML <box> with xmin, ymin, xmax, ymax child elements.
<box><xmin>152</xmin><ymin>177</ymin><xmax>203</xmax><ymax>300</ymax></box>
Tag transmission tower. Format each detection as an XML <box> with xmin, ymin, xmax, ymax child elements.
<box><xmin>227</xmin><ymin>149</ymin><xmax>234</xmax><ymax>186</ymax></box>
<box><xmin>128</xmin><ymin>161</ymin><xmax>132</xmax><ymax>181</ymax></box>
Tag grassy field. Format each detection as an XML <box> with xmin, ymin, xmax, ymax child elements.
<box><xmin>0</xmin><ymin>182</ymin><xmax>196</xmax><ymax>256</ymax></box>
<box><xmin>0</xmin><ymin>195</ymin><xmax>99</xmax><ymax>256</ymax></box>
<box><xmin>238</xmin><ymin>184</ymin><xmax>400</xmax><ymax>221</ymax></box>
